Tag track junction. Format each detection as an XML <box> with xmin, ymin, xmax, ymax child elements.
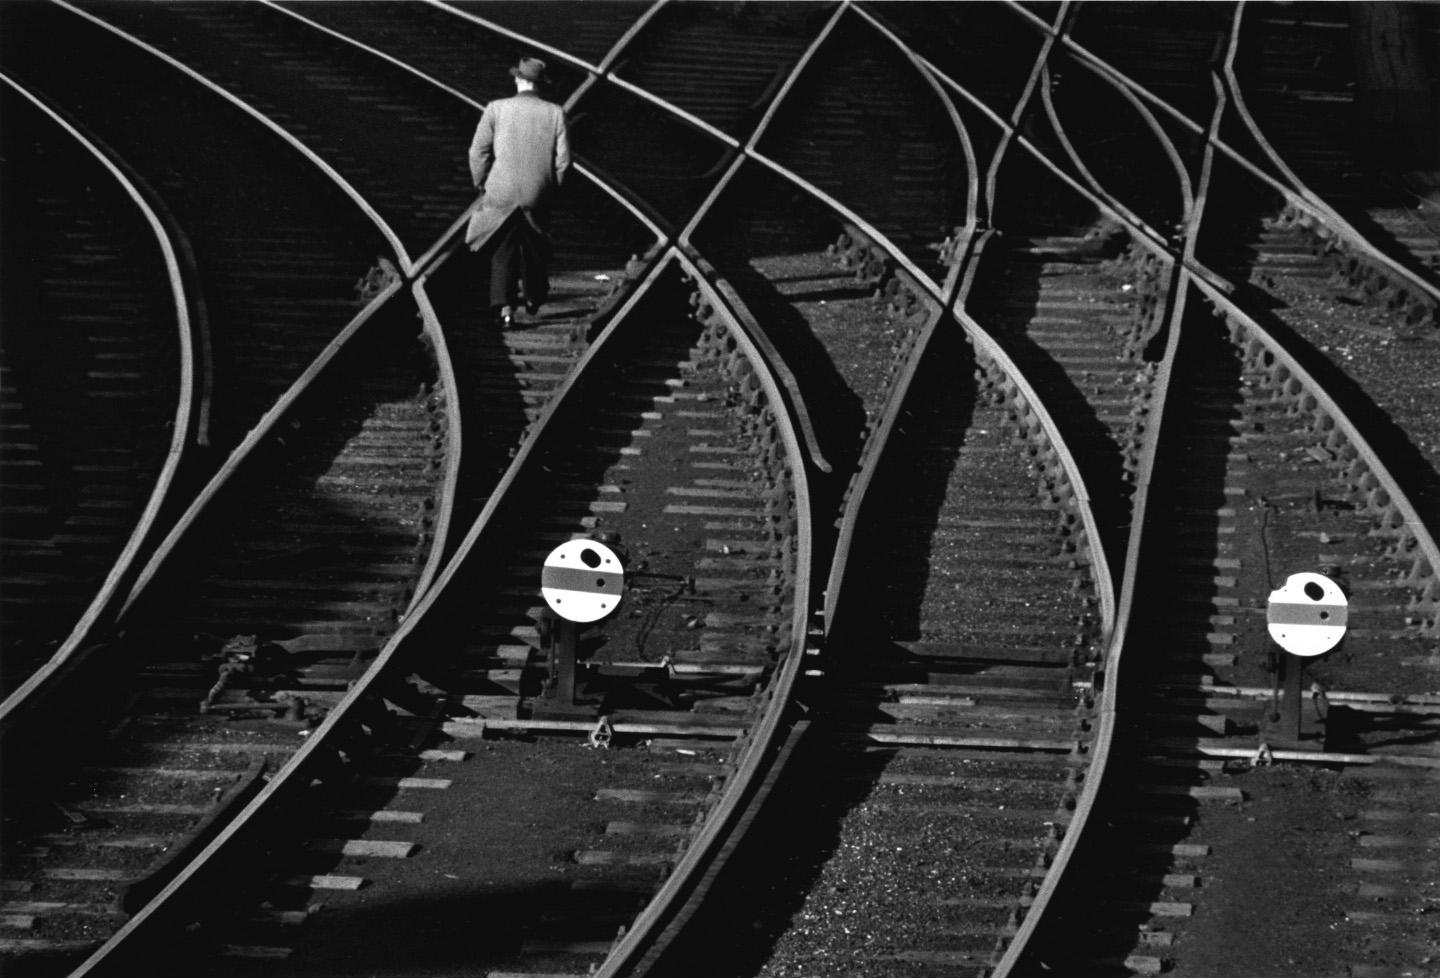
<box><xmin>1</xmin><ymin>3</ymin><xmax>1437</xmax><ymax>976</ymax></box>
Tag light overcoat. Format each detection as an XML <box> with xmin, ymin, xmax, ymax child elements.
<box><xmin>465</xmin><ymin>91</ymin><xmax>570</xmax><ymax>251</ymax></box>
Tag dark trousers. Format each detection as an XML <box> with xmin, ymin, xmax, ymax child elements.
<box><xmin>487</xmin><ymin>214</ymin><xmax>550</xmax><ymax>310</ymax></box>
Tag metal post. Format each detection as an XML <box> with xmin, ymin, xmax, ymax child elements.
<box><xmin>552</xmin><ymin>616</ymin><xmax>577</xmax><ymax>707</ymax></box>
<box><xmin>1279</xmin><ymin>651</ymin><xmax>1304</xmax><ymax>745</ymax></box>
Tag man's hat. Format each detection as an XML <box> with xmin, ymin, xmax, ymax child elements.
<box><xmin>509</xmin><ymin>57</ymin><xmax>549</xmax><ymax>84</ymax></box>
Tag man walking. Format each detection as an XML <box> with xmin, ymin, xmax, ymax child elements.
<box><xmin>466</xmin><ymin>56</ymin><xmax>570</xmax><ymax>328</ymax></box>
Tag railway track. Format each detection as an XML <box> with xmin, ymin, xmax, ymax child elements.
<box><xmin>0</xmin><ymin>0</ymin><xmax>392</xmax><ymax>462</ymax></box>
<box><xmin>4</xmin><ymin>4</ymin><xmax>1440</xmax><ymax>977</ymax></box>
<box><xmin>748</xmin><ymin>8</ymin><xmax>965</xmax><ymax>269</ymax></box>
<box><xmin>297</xmin><ymin>0</ymin><xmax>761</xmax><ymax>234</ymax></box>
<box><xmin>0</xmin><ymin>79</ymin><xmax>188</xmax><ymax>700</ymax></box>
<box><xmin>976</xmin><ymin>9</ymin><xmax>1440</xmax><ymax>975</ymax></box>
<box><xmin>1231</xmin><ymin>1</ymin><xmax>1440</xmax><ymax>284</ymax></box>
<box><xmin>0</xmin><ymin>285</ymin><xmax>448</xmax><ymax>972</ymax></box>
<box><xmin>7</xmin><ymin>5</ymin><xmax>949</xmax><ymax>973</ymax></box>
<box><xmin>1197</xmin><ymin>148</ymin><xmax>1440</xmax><ymax>526</ymax></box>
<box><xmin>79</xmin><ymin>0</ymin><xmax>477</xmax><ymax>265</ymax></box>
<box><xmin>0</xmin><ymin>5</ymin><xmax>673</xmax><ymax>974</ymax></box>
<box><xmin>1018</xmin><ymin>277</ymin><xmax>1440</xmax><ymax>975</ymax></box>
<box><xmin>587</xmin><ymin>1</ymin><xmax>819</xmax><ymax>140</ymax></box>
<box><xmin>1025</xmin><ymin>0</ymin><xmax>1440</xmax><ymax>520</ymax></box>
<box><xmin>871</xmin><ymin>2</ymin><xmax>1053</xmax><ymax>126</ymax></box>
<box><xmin>106</xmin><ymin>255</ymin><xmax>813</xmax><ymax>978</ymax></box>
<box><xmin>1062</xmin><ymin>2</ymin><xmax>1232</xmax><ymax>127</ymax></box>
<box><xmin>659</xmin><ymin>315</ymin><xmax>1112</xmax><ymax>976</ymax></box>
<box><xmin>961</xmin><ymin>117</ymin><xmax>1171</xmax><ymax>571</ymax></box>
<box><xmin>448</xmin><ymin>0</ymin><xmax>647</xmax><ymax>70</ymax></box>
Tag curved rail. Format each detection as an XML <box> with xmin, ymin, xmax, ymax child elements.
<box><xmin>1037</xmin><ymin>60</ymin><xmax>1193</xmax><ymax>242</ymax></box>
<box><xmin>2</xmin><ymin>0</ymin><xmax>465</xmax><ymax>730</ymax></box>
<box><xmin>111</xmin><ymin>277</ymin><xmax>409</xmax><ymax>618</ymax></box>
<box><xmin>0</xmin><ymin>72</ymin><xmax>196</xmax><ymax>719</ymax></box>
<box><xmin>65</xmin><ymin>245</ymin><xmax>675</xmax><ymax>976</ymax></box>
<box><xmin>989</xmin><ymin>55</ymin><xmax>1235</xmax><ymax>978</ymax></box>
<box><xmin>61</xmin><ymin>9</ymin><xmax>837</xmax><ymax>964</ymax></box>
<box><xmin>1000</xmin><ymin>0</ymin><xmax>1440</xmax><ymax>322</ymax></box>
<box><xmin>52</xmin><ymin>0</ymin><xmax>413</xmax><ymax>274</ymax></box>
<box><xmin>1196</xmin><ymin>273</ymin><xmax>1440</xmax><ymax>589</ymax></box>
<box><xmin>593</xmin><ymin>246</ymin><xmax>815</xmax><ymax>975</ymax></box>
<box><xmin>1220</xmin><ymin>0</ymin><xmax>1438</xmax><ymax>324</ymax></box>
<box><xmin>31</xmin><ymin>7</ymin><xmax>1439</xmax><ymax>974</ymax></box>
<box><xmin>260</xmin><ymin>0</ymin><xmax>666</xmax><ymax>272</ymax></box>
<box><xmin>0</xmin><ymin>275</ymin><xmax>407</xmax><ymax>739</ymax></box>
<box><xmin>821</xmin><ymin>2</ymin><xmax>1123</xmax><ymax>634</ymax></box>
<box><xmin>404</xmin><ymin>279</ymin><xmax>463</xmax><ymax>593</ymax></box>
<box><xmin>1002</xmin><ymin>17</ymin><xmax>1440</xmax><ymax>968</ymax></box>
<box><xmin>293</xmin><ymin>0</ymin><xmax>834</xmax><ymax>475</ymax></box>
<box><xmin>853</xmin><ymin>2</ymin><xmax>1234</xmax><ymax>296</ymax></box>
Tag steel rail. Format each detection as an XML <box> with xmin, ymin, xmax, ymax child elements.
<box><xmin>0</xmin><ymin>275</ymin><xmax>404</xmax><ymax>746</ymax></box>
<box><xmin>429</xmin><ymin>0</ymin><xmax>941</xmax><ymax>303</ymax></box>
<box><xmin>761</xmin><ymin>51</ymin><xmax>1120</xmax><ymax>961</ymax></box>
<box><xmin>149</xmin><ymin>9</ymin><xmax>840</xmax><ymax>968</ymax></box>
<box><xmin>47</xmin><ymin>0</ymin><xmax>412</xmax><ymax>273</ymax></box>
<box><xmin>591</xmin><ymin>246</ymin><xmax>815</xmax><ymax>977</ymax></box>
<box><xmin>394</xmin><ymin>0</ymin><xmax>840</xmax><ymax>471</ymax></box>
<box><xmin>1191</xmin><ymin>270</ymin><xmax>1440</xmax><ymax>586</ymax></box>
<box><xmin>1192</xmin><ymin>33</ymin><xmax>1440</xmax><ymax>616</ymax></box>
<box><xmin>1220</xmin><ymin>1</ymin><xmax>1438</xmax><ymax>320</ymax></box>
<box><xmin>1001</xmin><ymin>31</ymin><xmax>1440</xmax><ymax>970</ymax></box>
<box><xmin>820</xmin><ymin>3</ymin><xmax>1067</xmax><ymax>641</ymax></box>
<box><xmin>407</xmin><ymin>278</ymin><xmax>465</xmax><ymax>591</ymax></box>
<box><xmin>72</xmin><ymin>240</ymin><xmax>815</xmax><ymax>978</ymax></box>
<box><xmin>65</xmin><ymin>246</ymin><xmax>675</xmax><ymax>978</ymax></box>
<box><xmin>648</xmin><ymin>0</ymin><xmax>1123</xmax><ymax>656</ymax></box>
<box><xmin>949</xmin><ymin>298</ymin><xmax>1117</xmax><ymax>640</ymax></box>
<box><xmin>668</xmin><ymin>1</ymin><xmax>848</xmax><ymax>475</ymax></box>
<box><xmin>852</xmin><ymin>2</ymin><xmax>1234</xmax><ymax>295</ymax></box>
<box><xmin>1218</xmin><ymin>1</ymin><xmax>1331</xmax><ymax>213</ymax></box>
<box><xmin>675</xmin><ymin>240</ymin><xmax>832</xmax><ymax>477</ymax></box>
<box><xmin>27</xmin><ymin>0</ymin><xmax>463</xmax><ymax>624</ymax></box>
<box><xmin>111</xmin><ymin>280</ymin><xmax>407</xmax><ymax>621</ymax></box>
<box><xmin>836</xmin><ymin>1</ymin><xmax>1117</xmax><ymax>631</ymax></box>
<box><xmin>2</xmin><ymin>73</ymin><xmax>218</xmax><ymax>451</ymax></box>
<box><xmin>984</xmin><ymin>1</ymin><xmax>1074</xmax><ymax>227</ymax></box>
<box><xmin>261</xmin><ymin>1</ymin><xmax>674</xmax><ymax>270</ymax></box>
<box><xmin>0</xmin><ymin>72</ymin><xmax>197</xmax><ymax>720</ymax></box>
<box><xmin>905</xmin><ymin>24</ymin><xmax>980</xmax><ymax>244</ymax></box>
<box><xmin>989</xmin><ymin>56</ymin><xmax>1235</xmax><ymax>978</ymax></box>
<box><xmin>418</xmin><ymin>0</ymin><xmax>1001</xmax><ymax>478</ymax></box>
<box><xmin>856</xmin><ymin>5</ymin><xmax>1205</xmax><ymax>970</ymax></box>
<box><xmin>37</xmin><ymin>7</ymin><xmax>798</xmax><ymax>973</ymax></box>
<box><xmin>1001</xmin><ymin>0</ymin><xmax>1440</xmax><ymax>315</ymax></box>
<box><xmin>50</xmin><ymin>7</ymin><xmax>1123</xmax><ymax>973</ymax></box>
<box><xmin>0</xmin><ymin>31</ymin><xmax>463</xmax><ymax>940</ymax></box>
<box><xmin>418</xmin><ymin>0</ymin><xmax>669</xmax><ymax>96</ymax></box>
<box><xmin>815</xmin><ymin>285</ymin><xmax>954</xmax><ymax>642</ymax></box>
<box><xmin>49</xmin><ymin>54</ymin><xmax>666</xmax><ymax>937</ymax></box>
<box><xmin>558</xmin><ymin>0</ymin><xmax>670</xmax><ymax>108</ymax></box>
<box><xmin>40</xmin><ymin>4</ymin><xmax>460</xmax><ymax>549</ymax></box>
<box><xmin>1037</xmin><ymin>60</ymin><xmax>1192</xmax><ymax>242</ymax></box>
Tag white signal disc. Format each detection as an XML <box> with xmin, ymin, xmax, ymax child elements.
<box><xmin>1266</xmin><ymin>572</ymin><xmax>1348</xmax><ymax>657</ymax></box>
<box><xmin>540</xmin><ymin>540</ymin><xmax>624</xmax><ymax>623</ymax></box>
